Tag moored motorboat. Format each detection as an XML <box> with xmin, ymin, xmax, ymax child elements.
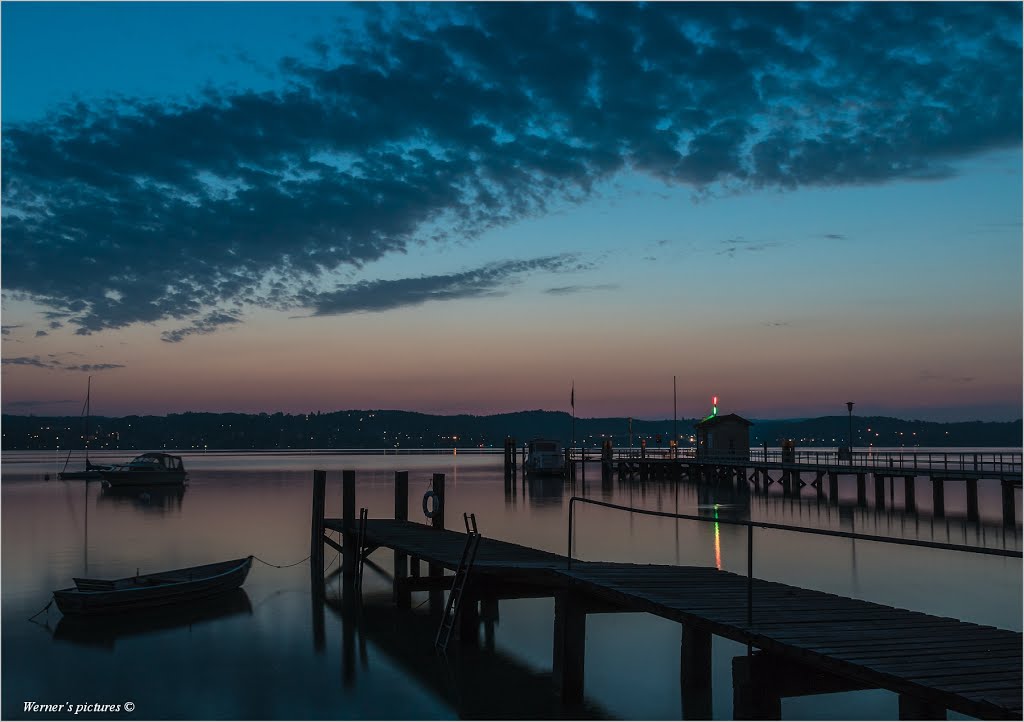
<box><xmin>53</xmin><ymin>557</ymin><xmax>252</xmax><ymax>616</ymax></box>
<box><xmin>525</xmin><ymin>438</ymin><xmax>566</xmax><ymax>476</ymax></box>
<box><xmin>101</xmin><ymin>452</ymin><xmax>188</xmax><ymax>486</ymax></box>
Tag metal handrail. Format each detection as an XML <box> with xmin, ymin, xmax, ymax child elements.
<box><xmin>566</xmin><ymin>496</ymin><xmax>1022</xmax><ymax>628</ymax></box>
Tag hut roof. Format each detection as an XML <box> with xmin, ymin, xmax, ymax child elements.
<box><xmin>694</xmin><ymin>413</ymin><xmax>753</xmax><ymax>429</ymax></box>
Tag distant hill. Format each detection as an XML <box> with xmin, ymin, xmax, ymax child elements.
<box><xmin>1</xmin><ymin>410</ymin><xmax>1020</xmax><ymax>451</ymax></box>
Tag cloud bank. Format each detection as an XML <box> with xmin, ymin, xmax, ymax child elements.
<box><xmin>3</xmin><ymin>3</ymin><xmax>1019</xmax><ymax>334</ymax></box>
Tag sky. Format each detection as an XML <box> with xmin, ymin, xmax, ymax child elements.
<box><xmin>1</xmin><ymin>2</ymin><xmax>1021</xmax><ymax>422</ymax></box>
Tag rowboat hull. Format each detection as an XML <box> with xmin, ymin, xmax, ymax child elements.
<box><xmin>54</xmin><ymin>557</ymin><xmax>252</xmax><ymax>616</ymax></box>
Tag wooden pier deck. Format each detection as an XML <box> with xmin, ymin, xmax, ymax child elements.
<box><xmin>326</xmin><ymin>517</ymin><xmax>1023</xmax><ymax>720</ymax></box>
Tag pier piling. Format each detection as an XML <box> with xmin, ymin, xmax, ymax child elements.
<box><xmin>342</xmin><ymin>469</ymin><xmax>356</xmax><ymax>585</ymax></box>
<box><xmin>552</xmin><ymin>590</ymin><xmax>587</xmax><ymax>703</ymax></box>
<box><xmin>681</xmin><ymin>624</ymin><xmax>712</xmax><ymax>720</ymax></box>
<box><xmin>310</xmin><ymin>469</ymin><xmax>326</xmax><ymax>593</ymax></box>
<box><xmin>394</xmin><ymin>471</ymin><xmax>410</xmax><ymax>609</ymax></box>
<box><xmin>932</xmin><ymin>478</ymin><xmax>945</xmax><ymax>518</ymax></box>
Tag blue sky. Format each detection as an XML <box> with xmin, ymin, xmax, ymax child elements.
<box><xmin>2</xmin><ymin>2</ymin><xmax>1021</xmax><ymax>421</ymax></box>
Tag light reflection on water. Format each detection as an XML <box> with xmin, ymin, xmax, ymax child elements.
<box><xmin>2</xmin><ymin>450</ymin><xmax>1021</xmax><ymax>720</ymax></box>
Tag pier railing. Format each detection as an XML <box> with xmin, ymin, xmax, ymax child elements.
<box><xmin>575</xmin><ymin>447</ymin><xmax>1022</xmax><ymax>475</ymax></box>
<box><xmin>566</xmin><ymin>496</ymin><xmax>1022</xmax><ymax>628</ymax></box>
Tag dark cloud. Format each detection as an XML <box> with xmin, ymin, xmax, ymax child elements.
<box><xmin>2</xmin><ymin>3</ymin><xmax>1018</xmax><ymax>334</ymax></box>
<box><xmin>544</xmin><ymin>284</ymin><xmax>618</xmax><ymax>296</ymax></box>
<box><xmin>35</xmin><ymin>330</ymin><xmax>48</xmax><ymax>337</ymax></box>
<box><xmin>918</xmin><ymin>370</ymin><xmax>976</xmax><ymax>385</ymax></box>
<box><xmin>61</xmin><ymin>363</ymin><xmax>126</xmax><ymax>371</ymax></box>
<box><xmin>823</xmin><ymin>233</ymin><xmax>847</xmax><ymax>240</ymax></box>
<box><xmin>1</xmin><ymin>355</ymin><xmax>124</xmax><ymax>371</ymax></box>
<box><xmin>304</xmin><ymin>256</ymin><xmax>583</xmax><ymax>315</ymax></box>
<box><xmin>2</xmin><ymin>356</ymin><xmax>50</xmax><ymax>368</ymax></box>
<box><xmin>717</xmin><ymin>238</ymin><xmax>780</xmax><ymax>258</ymax></box>
<box><xmin>762</xmin><ymin>321</ymin><xmax>791</xmax><ymax>327</ymax></box>
<box><xmin>161</xmin><ymin>312</ymin><xmax>242</xmax><ymax>343</ymax></box>
<box><xmin>1</xmin><ymin>325</ymin><xmax>22</xmax><ymax>336</ymax></box>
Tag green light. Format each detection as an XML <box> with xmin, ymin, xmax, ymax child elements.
<box><xmin>702</xmin><ymin>395</ymin><xmax>718</xmax><ymax>422</ymax></box>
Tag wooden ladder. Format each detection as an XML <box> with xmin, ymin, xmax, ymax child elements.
<box><xmin>434</xmin><ymin>513</ymin><xmax>481</xmax><ymax>654</ymax></box>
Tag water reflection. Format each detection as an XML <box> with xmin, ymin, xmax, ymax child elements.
<box><xmin>98</xmin><ymin>483</ymin><xmax>187</xmax><ymax>514</ymax></box>
<box><xmin>52</xmin><ymin>588</ymin><xmax>252</xmax><ymax>650</ymax></box>
<box><xmin>3</xmin><ymin>451</ymin><xmax>1019</xmax><ymax>720</ymax></box>
<box><xmin>325</xmin><ymin>589</ymin><xmax>611</xmax><ymax>719</ymax></box>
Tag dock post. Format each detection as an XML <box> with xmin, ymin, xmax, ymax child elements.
<box><xmin>731</xmin><ymin>655</ymin><xmax>780</xmax><ymax>720</ymax></box>
<box><xmin>856</xmin><ymin>473</ymin><xmax>867</xmax><ymax>507</ymax></box>
<box><xmin>905</xmin><ymin>476</ymin><xmax>917</xmax><ymax>513</ymax></box>
<box><xmin>1001</xmin><ymin>480</ymin><xmax>1016</xmax><ymax>527</ymax></box>
<box><xmin>681</xmin><ymin>624</ymin><xmax>712</xmax><ymax>720</ymax></box>
<box><xmin>966</xmin><ymin>479</ymin><xmax>979</xmax><ymax>522</ymax></box>
<box><xmin>429</xmin><ymin>473</ymin><xmax>446</xmax><ymax>613</ymax></box>
<box><xmin>342</xmin><ymin>469</ymin><xmax>356</xmax><ymax>585</ymax></box>
<box><xmin>874</xmin><ymin>474</ymin><xmax>886</xmax><ymax>510</ymax></box>
<box><xmin>828</xmin><ymin>472</ymin><xmax>839</xmax><ymax>504</ymax></box>
<box><xmin>431</xmin><ymin>473</ymin><xmax>446</xmax><ymax>531</ymax></box>
<box><xmin>310</xmin><ymin>469</ymin><xmax>326</xmax><ymax>593</ymax></box>
<box><xmin>552</xmin><ymin>591</ymin><xmax>586</xmax><ymax>704</ymax></box>
<box><xmin>394</xmin><ymin>471</ymin><xmax>410</xmax><ymax>609</ymax></box>
<box><xmin>932</xmin><ymin>477</ymin><xmax>945</xmax><ymax>518</ymax></box>
<box><xmin>898</xmin><ymin>694</ymin><xmax>945</xmax><ymax>720</ymax></box>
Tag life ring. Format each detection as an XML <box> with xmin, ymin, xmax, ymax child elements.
<box><xmin>422</xmin><ymin>490</ymin><xmax>442</xmax><ymax>519</ymax></box>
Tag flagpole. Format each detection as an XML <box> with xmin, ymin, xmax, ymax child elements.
<box><xmin>571</xmin><ymin>380</ymin><xmax>575</xmax><ymax>454</ymax></box>
<box><xmin>673</xmin><ymin>375</ymin><xmax>677</xmax><ymax>459</ymax></box>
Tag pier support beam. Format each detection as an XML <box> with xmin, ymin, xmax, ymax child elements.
<box><xmin>342</xmin><ymin>469</ymin><xmax>356</xmax><ymax>585</ymax></box>
<box><xmin>310</xmin><ymin>469</ymin><xmax>326</xmax><ymax>595</ymax></box>
<box><xmin>898</xmin><ymin>693</ymin><xmax>945</xmax><ymax>720</ymax></box>
<box><xmin>966</xmin><ymin>479</ymin><xmax>979</xmax><ymax>522</ymax></box>
<box><xmin>874</xmin><ymin>474</ymin><xmax>886</xmax><ymax>510</ymax></box>
<box><xmin>429</xmin><ymin>473</ymin><xmax>446</xmax><ymax>613</ymax></box>
<box><xmin>856</xmin><ymin>473</ymin><xmax>867</xmax><ymax>507</ymax></box>
<box><xmin>1001</xmin><ymin>480</ymin><xmax>1016</xmax><ymax>528</ymax></box>
<box><xmin>931</xmin><ymin>478</ymin><xmax>945</xmax><ymax>518</ymax></box>
<box><xmin>828</xmin><ymin>472</ymin><xmax>839</xmax><ymax>504</ymax></box>
<box><xmin>681</xmin><ymin>624</ymin><xmax>712</xmax><ymax>720</ymax></box>
<box><xmin>552</xmin><ymin>591</ymin><xmax>587</xmax><ymax>704</ymax></box>
<box><xmin>733</xmin><ymin>652</ymin><xmax>872</xmax><ymax>721</ymax></box>
<box><xmin>394</xmin><ymin>471</ymin><xmax>410</xmax><ymax>609</ymax></box>
<box><xmin>905</xmin><ymin>476</ymin><xmax>917</xmax><ymax>513</ymax></box>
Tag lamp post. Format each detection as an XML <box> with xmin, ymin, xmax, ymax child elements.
<box><xmin>846</xmin><ymin>401</ymin><xmax>855</xmax><ymax>465</ymax></box>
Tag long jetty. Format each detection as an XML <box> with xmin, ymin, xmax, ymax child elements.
<box><xmin>523</xmin><ymin>443</ymin><xmax>1022</xmax><ymax>527</ymax></box>
<box><xmin>311</xmin><ymin>469</ymin><xmax>1022</xmax><ymax>720</ymax></box>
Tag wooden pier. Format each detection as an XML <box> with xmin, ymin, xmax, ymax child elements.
<box><xmin>542</xmin><ymin>445</ymin><xmax>1023</xmax><ymax>528</ymax></box>
<box><xmin>313</xmin><ymin>470</ymin><xmax>1022</xmax><ymax>720</ymax></box>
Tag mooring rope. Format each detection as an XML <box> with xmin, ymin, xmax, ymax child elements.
<box><xmin>250</xmin><ymin>554</ymin><xmax>312</xmax><ymax>569</ymax></box>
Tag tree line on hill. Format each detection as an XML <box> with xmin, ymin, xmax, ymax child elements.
<box><xmin>2</xmin><ymin>410</ymin><xmax>1020</xmax><ymax>451</ymax></box>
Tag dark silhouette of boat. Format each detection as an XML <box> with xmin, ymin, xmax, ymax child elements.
<box><xmin>54</xmin><ymin>557</ymin><xmax>252</xmax><ymax>616</ymax></box>
<box><xmin>53</xmin><ymin>588</ymin><xmax>253</xmax><ymax>649</ymax></box>
<box><xmin>100</xmin><ymin>452</ymin><xmax>188</xmax><ymax>486</ymax></box>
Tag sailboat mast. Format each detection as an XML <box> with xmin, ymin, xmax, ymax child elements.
<box><xmin>84</xmin><ymin>376</ymin><xmax>92</xmax><ymax>465</ymax></box>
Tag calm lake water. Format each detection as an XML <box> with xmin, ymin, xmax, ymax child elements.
<box><xmin>2</xmin><ymin>449</ymin><xmax>1021</xmax><ymax>720</ymax></box>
